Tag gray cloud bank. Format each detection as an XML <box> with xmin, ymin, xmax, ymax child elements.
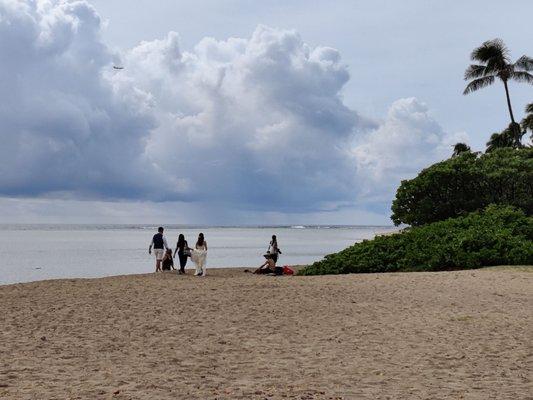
<box><xmin>0</xmin><ymin>0</ymin><xmax>466</xmax><ymax>216</ymax></box>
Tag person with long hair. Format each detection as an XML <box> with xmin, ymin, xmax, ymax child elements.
<box><xmin>254</xmin><ymin>253</ymin><xmax>280</xmax><ymax>275</ymax></box>
<box><xmin>268</xmin><ymin>234</ymin><xmax>282</xmax><ymax>263</ymax></box>
<box><xmin>191</xmin><ymin>233</ymin><xmax>208</xmax><ymax>276</ymax></box>
<box><xmin>161</xmin><ymin>248</ymin><xmax>175</xmax><ymax>271</ymax></box>
<box><xmin>173</xmin><ymin>234</ymin><xmax>189</xmax><ymax>274</ymax></box>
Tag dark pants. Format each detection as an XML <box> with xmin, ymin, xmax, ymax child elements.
<box><xmin>178</xmin><ymin>253</ymin><xmax>188</xmax><ymax>271</ymax></box>
<box><xmin>257</xmin><ymin>266</ymin><xmax>283</xmax><ymax>275</ymax></box>
<box><xmin>271</xmin><ymin>254</ymin><xmax>278</xmax><ymax>263</ymax></box>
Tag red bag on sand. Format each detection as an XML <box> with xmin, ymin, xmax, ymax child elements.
<box><xmin>283</xmin><ymin>266</ymin><xmax>294</xmax><ymax>275</ymax></box>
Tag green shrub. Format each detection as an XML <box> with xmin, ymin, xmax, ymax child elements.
<box><xmin>391</xmin><ymin>148</ymin><xmax>533</xmax><ymax>226</ymax></box>
<box><xmin>299</xmin><ymin>205</ymin><xmax>533</xmax><ymax>276</ymax></box>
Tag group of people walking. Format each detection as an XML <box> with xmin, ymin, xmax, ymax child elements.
<box><xmin>148</xmin><ymin>227</ymin><xmax>282</xmax><ymax>277</ymax></box>
<box><xmin>149</xmin><ymin>227</ymin><xmax>208</xmax><ymax>276</ymax></box>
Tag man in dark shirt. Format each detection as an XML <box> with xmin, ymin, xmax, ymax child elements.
<box><xmin>148</xmin><ymin>227</ymin><xmax>169</xmax><ymax>272</ymax></box>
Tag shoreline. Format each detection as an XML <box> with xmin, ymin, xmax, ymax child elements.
<box><xmin>0</xmin><ymin>267</ymin><xmax>249</xmax><ymax>288</ymax></box>
<box><xmin>0</xmin><ymin>266</ymin><xmax>307</xmax><ymax>288</ymax></box>
<box><xmin>2</xmin><ymin>264</ymin><xmax>531</xmax><ymax>288</ymax></box>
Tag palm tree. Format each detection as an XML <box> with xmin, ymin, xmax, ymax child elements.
<box><xmin>452</xmin><ymin>142</ymin><xmax>471</xmax><ymax>156</ymax></box>
<box><xmin>463</xmin><ymin>39</ymin><xmax>533</xmax><ymax>128</ymax></box>
<box><xmin>485</xmin><ymin>123</ymin><xmax>524</xmax><ymax>152</ymax></box>
<box><xmin>486</xmin><ymin>132</ymin><xmax>512</xmax><ymax>152</ymax></box>
<box><xmin>521</xmin><ymin>103</ymin><xmax>533</xmax><ymax>141</ymax></box>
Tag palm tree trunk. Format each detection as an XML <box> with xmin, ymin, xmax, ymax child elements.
<box><xmin>503</xmin><ymin>79</ymin><xmax>516</xmax><ymax>124</ymax></box>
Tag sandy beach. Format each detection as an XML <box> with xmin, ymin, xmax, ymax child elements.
<box><xmin>1</xmin><ymin>267</ymin><xmax>531</xmax><ymax>399</ymax></box>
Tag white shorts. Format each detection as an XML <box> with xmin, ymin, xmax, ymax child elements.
<box><xmin>154</xmin><ymin>249</ymin><xmax>165</xmax><ymax>260</ymax></box>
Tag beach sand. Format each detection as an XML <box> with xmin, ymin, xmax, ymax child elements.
<box><xmin>1</xmin><ymin>267</ymin><xmax>531</xmax><ymax>399</ymax></box>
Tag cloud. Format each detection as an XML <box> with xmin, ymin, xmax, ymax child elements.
<box><xmin>0</xmin><ymin>0</ymin><xmax>468</xmax><ymax>219</ymax></box>
<box><xmin>118</xmin><ymin>25</ymin><xmax>373</xmax><ymax>211</ymax></box>
<box><xmin>0</xmin><ymin>0</ymin><xmax>171</xmax><ymax>200</ymax></box>
<box><xmin>352</xmin><ymin>98</ymin><xmax>468</xmax><ymax>205</ymax></box>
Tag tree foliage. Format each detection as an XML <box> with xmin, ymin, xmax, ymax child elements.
<box><xmin>463</xmin><ymin>39</ymin><xmax>533</xmax><ymax>94</ymax></box>
<box><xmin>299</xmin><ymin>205</ymin><xmax>533</xmax><ymax>275</ymax></box>
<box><xmin>463</xmin><ymin>39</ymin><xmax>532</xmax><ymax>125</ymax></box>
<box><xmin>486</xmin><ymin>122</ymin><xmax>525</xmax><ymax>152</ymax></box>
<box><xmin>522</xmin><ymin>103</ymin><xmax>533</xmax><ymax>141</ymax></box>
<box><xmin>299</xmin><ymin>41</ymin><xmax>533</xmax><ymax>276</ymax></box>
<box><xmin>452</xmin><ymin>142</ymin><xmax>471</xmax><ymax>156</ymax></box>
<box><xmin>391</xmin><ymin>148</ymin><xmax>533</xmax><ymax>226</ymax></box>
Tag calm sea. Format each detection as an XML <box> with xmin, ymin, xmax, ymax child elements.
<box><xmin>0</xmin><ymin>225</ymin><xmax>397</xmax><ymax>285</ymax></box>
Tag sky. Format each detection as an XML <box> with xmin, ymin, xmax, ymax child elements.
<box><xmin>0</xmin><ymin>0</ymin><xmax>531</xmax><ymax>225</ymax></box>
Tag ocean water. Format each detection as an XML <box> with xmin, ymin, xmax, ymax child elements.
<box><xmin>0</xmin><ymin>225</ymin><xmax>397</xmax><ymax>285</ymax></box>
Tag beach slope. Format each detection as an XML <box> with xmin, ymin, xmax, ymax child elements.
<box><xmin>1</xmin><ymin>268</ymin><xmax>531</xmax><ymax>399</ymax></box>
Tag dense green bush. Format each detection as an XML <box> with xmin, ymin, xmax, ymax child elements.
<box><xmin>391</xmin><ymin>148</ymin><xmax>533</xmax><ymax>226</ymax></box>
<box><xmin>299</xmin><ymin>205</ymin><xmax>533</xmax><ymax>275</ymax></box>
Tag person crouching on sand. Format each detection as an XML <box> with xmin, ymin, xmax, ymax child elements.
<box><xmin>149</xmin><ymin>226</ymin><xmax>169</xmax><ymax>272</ymax></box>
<box><xmin>161</xmin><ymin>249</ymin><xmax>175</xmax><ymax>271</ymax></box>
<box><xmin>254</xmin><ymin>253</ymin><xmax>283</xmax><ymax>275</ymax></box>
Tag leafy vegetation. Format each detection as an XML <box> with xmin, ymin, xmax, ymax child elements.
<box><xmin>522</xmin><ymin>103</ymin><xmax>533</xmax><ymax>141</ymax></box>
<box><xmin>486</xmin><ymin>122</ymin><xmax>527</xmax><ymax>152</ymax></box>
<box><xmin>452</xmin><ymin>142</ymin><xmax>471</xmax><ymax>156</ymax></box>
<box><xmin>299</xmin><ymin>205</ymin><xmax>533</xmax><ymax>275</ymax></box>
<box><xmin>299</xmin><ymin>39</ymin><xmax>533</xmax><ymax>276</ymax></box>
<box><xmin>391</xmin><ymin>148</ymin><xmax>533</xmax><ymax>226</ymax></box>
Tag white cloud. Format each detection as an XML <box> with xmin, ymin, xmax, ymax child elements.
<box><xmin>118</xmin><ymin>25</ymin><xmax>372</xmax><ymax>211</ymax></box>
<box><xmin>0</xmin><ymin>0</ymin><xmax>468</xmax><ymax>221</ymax></box>
<box><xmin>0</xmin><ymin>0</ymin><xmax>172</xmax><ymax>200</ymax></box>
<box><xmin>352</xmin><ymin>98</ymin><xmax>468</xmax><ymax>203</ymax></box>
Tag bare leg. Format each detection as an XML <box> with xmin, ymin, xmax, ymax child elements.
<box><xmin>198</xmin><ymin>257</ymin><xmax>206</xmax><ymax>276</ymax></box>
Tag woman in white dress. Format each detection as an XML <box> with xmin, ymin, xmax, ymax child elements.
<box><xmin>191</xmin><ymin>233</ymin><xmax>208</xmax><ymax>276</ymax></box>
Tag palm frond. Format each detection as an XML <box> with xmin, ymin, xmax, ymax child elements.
<box><xmin>504</xmin><ymin>122</ymin><xmax>525</xmax><ymax>147</ymax></box>
<box><xmin>452</xmin><ymin>142</ymin><xmax>471</xmax><ymax>156</ymax></box>
<box><xmin>526</xmin><ymin>103</ymin><xmax>533</xmax><ymax>114</ymax></box>
<box><xmin>486</xmin><ymin>123</ymin><xmax>524</xmax><ymax>151</ymax></box>
<box><xmin>471</xmin><ymin>39</ymin><xmax>509</xmax><ymax>63</ymax></box>
<box><xmin>509</xmin><ymin>71</ymin><xmax>533</xmax><ymax>84</ymax></box>
<box><xmin>514</xmin><ymin>55</ymin><xmax>533</xmax><ymax>71</ymax></box>
<box><xmin>486</xmin><ymin>132</ymin><xmax>507</xmax><ymax>152</ymax></box>
<box><xmin>522</xmin><ymin>114</ymin><xmax>533</xmax><ymax>131</ymax></box>
<box><xmin>464</xmin><ymin>64</ymin><xmax>488</xmax><ymax>79</ymax></box>
<box><xmin>486</xmin><ymin>58</ymin><xmax>510</xmax><ymax>74</ymax></box>
<box><xmin>463</xmin><ymin>75</ymin><xmax>495</xmax><ymax>95</ymax></box>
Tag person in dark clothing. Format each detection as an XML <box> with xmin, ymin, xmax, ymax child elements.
<box><xmin>173</xmin><ymin>234</ymin><xmax>189</xmax><ymax>274</ymax></box>
<box><xmin>254</xmin><ymin>253</ymin><xmax>283</xmax><ymax>275</ymax></box>
<box><xmin>148</xmin><ymin>227</ymin><xmax>169</xmax><ymax>272</ymax></box>
<box><xmin>161</xmin><ymin>249</ymin><xmax>175</xmax><ymax>271</ymax></box>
